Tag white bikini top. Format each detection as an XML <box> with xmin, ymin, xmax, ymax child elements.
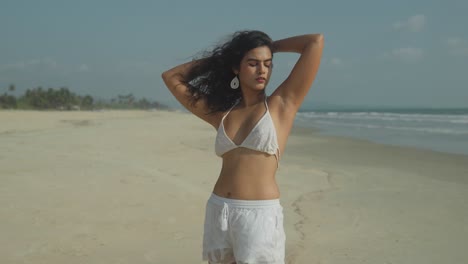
<box><xmin>215</xmin><ymin>98</ymin><xmax>280</xmax><ymax>167</ymax></box>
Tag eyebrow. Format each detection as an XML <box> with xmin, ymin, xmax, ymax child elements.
<box><xmin>246</xmin><ymin>58</ymin><xmax>273</xmax><ymax>62</ymax></box>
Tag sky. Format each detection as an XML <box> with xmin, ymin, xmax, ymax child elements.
<box><xmin>1</xmin><ymin>0</ymin><xmax>468</xmax><ymax>109</ymax></box>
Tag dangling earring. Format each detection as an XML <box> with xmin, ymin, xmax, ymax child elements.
<box><xmin>230</xmin><ymin>75</ymin><xmax>239</xmax><ymax>89</ymax></box>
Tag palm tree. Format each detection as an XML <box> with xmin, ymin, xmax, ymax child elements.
<box><xmin>81</xmin><ymin>95</ymin><xmax>94</xmax><ymax>109</ymax></box>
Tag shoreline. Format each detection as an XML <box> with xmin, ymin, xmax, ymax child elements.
<box><xmin>291</xmin><ymin>123</ymin><xmax>468</xmax><ymax>158</ymax></box>
<box><xmin>284</xmin><ymin>123</ymin><xmax>468</xmax><ymax>263</ymax></box>
<box><xmin>4</xmin><ymin>108</ymin><xmax>466</xmax><ymax>158</ymax></box>
<box><xmin>0</xmin><ymin>108</ymin><xmax>468</xmax><ymax>157</ymax></box>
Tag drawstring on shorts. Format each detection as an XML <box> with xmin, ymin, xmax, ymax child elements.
<box><xmin>220</xmin><ymin>202</ymin><xmax>229</xmax><ymax>231</ymax></box>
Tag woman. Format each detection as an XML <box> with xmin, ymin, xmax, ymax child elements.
<box><xmin>162</xmin><ymin>30</ymin><xmax>323</xmax><ymax>264</ymax></box>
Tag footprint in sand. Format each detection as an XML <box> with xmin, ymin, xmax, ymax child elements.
<box><xmin>60</xmin><ymin>119</ymin><xmax>97</xmax><ymax>127</ymax></box>
<box><xmin>173</xmin><ymin>232</ymin><xmax>185</xmax><ymax>240</ymax></box>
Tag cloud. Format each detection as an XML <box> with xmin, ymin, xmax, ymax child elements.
<box><xmin>446</xmin><ymin>37</ymin><xmax>468</xmax><ymax>56</ymax></box>
<box><xmin>329</xmin><ymin>57</ymin><xmax>344</xmax><ymax>66</ymax></box>
<box><xmin>321</xmin><ymin>57</ymin><xmax>344</xmax><ymax>68</ymax></box>
<box><xmin>0</xmin><ymin>59</ymin><xmax>93</xmax><ymax>74</ymax></box>
<box><xmin>393</xmin><ymin>14</ymin><xmax>426</xmax><ymax>32</ymax></box>
<box><xmin>0</xmin><ymin>58</ymin><xmax>58</xmax><ymax>72</ymax></box>
<box><xmin>78</xmin><ymin>64</ymin><xmax>89</xmax><ymax>72</ymax></box>
<box><xmin>382</xmin><ymin>47</ymin><xmax>424</xmax><ymax>62</ymax></box>
<box><xmin>447</xmin><ymin>37</ymin><xmax>463</xmax><ymax>47</ymax></box>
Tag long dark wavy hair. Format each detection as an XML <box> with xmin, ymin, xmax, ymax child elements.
<box><xmin>183</xmin><ymin>30</ymin><xmax>274</xmax><ymax>114</ymax></box>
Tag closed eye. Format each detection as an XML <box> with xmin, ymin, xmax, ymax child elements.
<box><xmin>247</xmin><ymin>58</ymin><xmax>273</xmax><ymax>68</ymax></box>
<box><xmin>248</xmin><ymin>63</ymin><xmax>272</xmax><ymax>68</ymax></box>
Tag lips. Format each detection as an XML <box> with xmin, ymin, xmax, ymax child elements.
<box><xmin>256</xmin><ymin>77</ymin><xmax>266</xmax><ymax>83</ymax></box>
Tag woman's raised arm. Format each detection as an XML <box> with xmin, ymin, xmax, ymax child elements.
<box><xmin>161</xmin><ymin>59</ymin><xmax>219</xmax><ymax>128</ymax></box>
<box><xmin>271</xmin><ymin>34</ymin><xmax>324</xmax><ymax>112</ymax></box>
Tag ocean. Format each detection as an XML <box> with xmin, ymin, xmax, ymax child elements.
<box><xmin>295</xmin><ymin>108</ymin><xmax>468</xmax><ymax>156</ymax></box>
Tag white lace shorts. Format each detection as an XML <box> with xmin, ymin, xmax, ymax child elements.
<box><xmin>202</xmin><ymin>193</ymin><xmax>285</xmax><ymax>264</ymax></box>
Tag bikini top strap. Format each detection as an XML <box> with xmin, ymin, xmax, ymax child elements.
<box><xmin>222</xmin><ymin>100</ymin><xmax>239</xmax><ymax>120</ymax></box>
<box><xmin>264</xmin><ymin>96</ymin><xmax>269</xmax><ymax>111</ymax></box>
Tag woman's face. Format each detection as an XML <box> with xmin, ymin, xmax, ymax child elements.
<box><xmin>235</xmin><ymin>46</ymin><xmax>273</xmax><ymax>91</ymax></box>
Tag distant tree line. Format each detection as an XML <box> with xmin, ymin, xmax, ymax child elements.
<box><xmin>0</xmin><ymin>84</ymin><xmax>168</xmax><ymax>110</ymax></box>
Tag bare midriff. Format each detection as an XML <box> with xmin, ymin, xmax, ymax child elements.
<box><xmin>212</xmin><ymin>148</ymin><xmax>280</xmax><ymax>200</ymax></box>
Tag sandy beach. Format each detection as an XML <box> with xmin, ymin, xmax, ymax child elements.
<box><xmin>1</xmin><ymin>110</ymin><xmax>467</xmax><ymax>264</ymax></box>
